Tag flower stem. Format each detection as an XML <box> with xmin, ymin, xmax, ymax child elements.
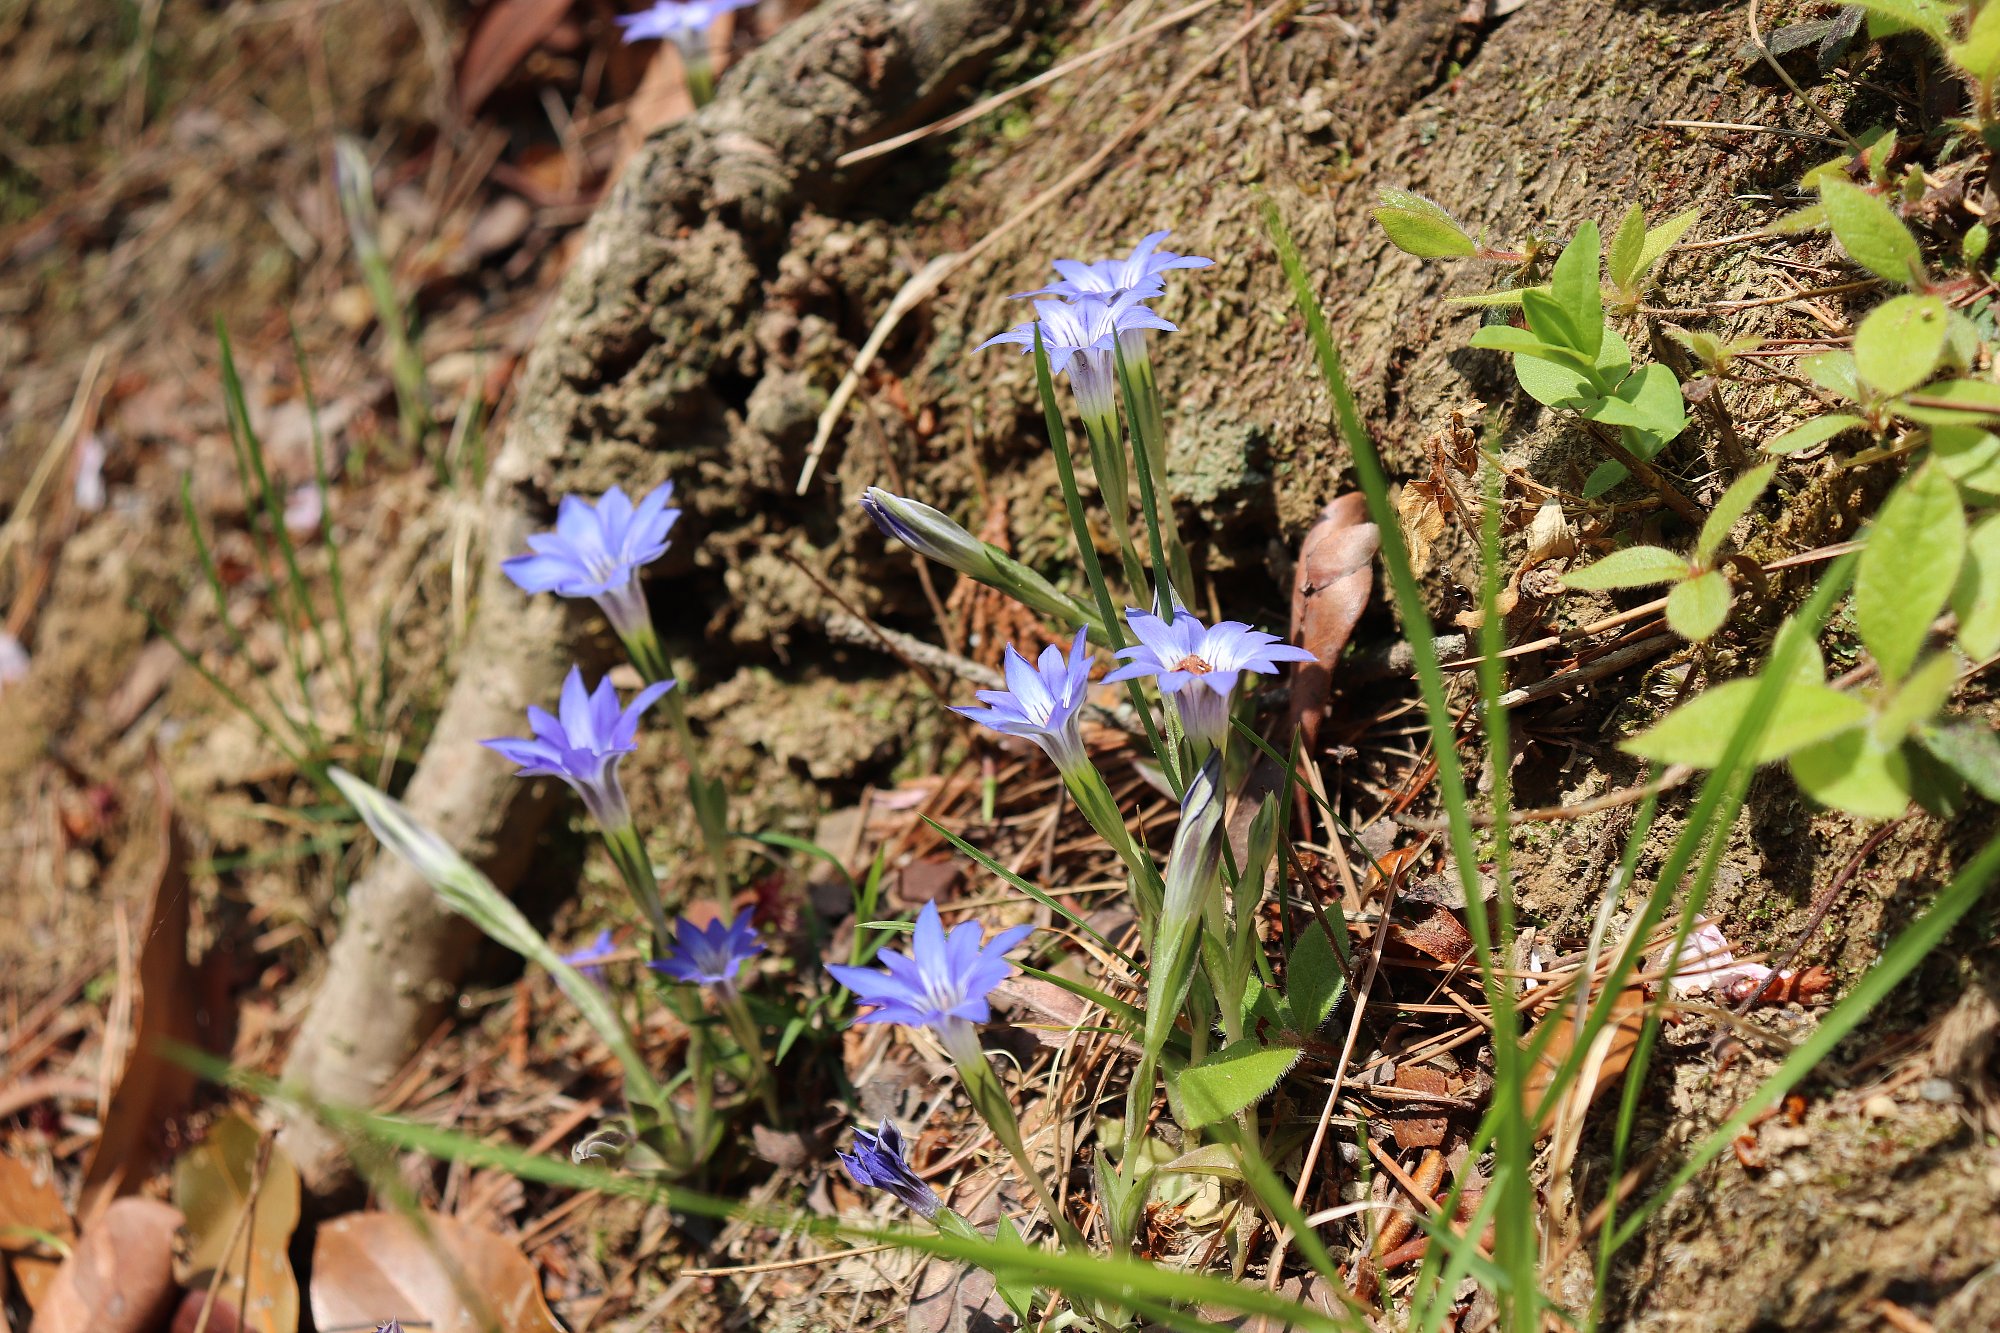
<box><xmin>939</xmin><ymin>1020</ymin><xmax>1082</xmax><ymax>1248</ymax></box>
<box><xmin>717</xmin><ymin>986</ymin><xmax>782</xmax><ymax>1123</ymax></box>
<box><xmin>602</xmin><ymin>822</ymin><xmax>673</xmax><ymax>951</ymax></box>
<box><xmin>620</xmin><ymin>622</ymin><xmax>735</xmax><ymax>906</ymax></box>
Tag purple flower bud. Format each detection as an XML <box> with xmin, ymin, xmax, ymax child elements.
<box><xmin>838</xmin><ymin>1118</ymin><xmax>943</xmax><ymax>1220</ymax></box>
<box><xmin>482</xmin><ymin>667</ymin><xmax>675</xmax><ymax>831</ymax></box>
<box><xmin>1102</xmin><ymin>608</ymin><xmax>1315</xmax><ymax>747</ymax></box>
<box><xmin>562</xmin><ymin>927</ymin><xmax>618</xmax><ymax>985</ymax></box>
<box><xmin>826</xmin><ymin>901</ymin><xmax>1031</xmax><ymax>1031</ymax></box>
<box><xmin>501</xmin><ymin>483</ymin><xmax>680</xmax><ymax>640</ymax></box>
<box><xmin>649</xmin><ymin>908</ymin><xmax>763</xmax><ymax>988</ymax></box>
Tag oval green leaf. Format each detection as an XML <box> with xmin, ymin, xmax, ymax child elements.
<box><xmin>1765</xmin><ymin>413</ymin><xmax>1865</xmax><ymax>455</ymax></box>
<box><xmin>1855</xmin><ymin>462</ymin><xmax>1967</xmax><ymax>683</ymax></box>
<box><xmin>1956</xmin><ymin>515</ymin><xmax>2000</xmax><ymax>659</ymax></box>
<box><xmin>1666</xmin><ymin>568</ymin><xmax>1735</xmax><ymax>640</ymax></box>
<box><xmin>1853</xmin><ymin>294</ymin><xmax>1950</xmax><ymax>397</ymax></box>
<box><xmin>1818</xmin><ymin>178</ymin><xmax>1923</xmax><ymax>287</ymax></box>
<box><xmin>1562</xmin><ymin>545</ymin><xmax>1690</xmax><ymax>590</ymax></box>
<box><xmin>1166</xmin><ymin>1039</ymin><xmax>1302</xmax><ymax>1130</ymax></box>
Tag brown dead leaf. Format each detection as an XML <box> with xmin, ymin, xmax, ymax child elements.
<box><xmin>1388</xmin><ymin>1066</ymin><xmax>1451</xmax><ymax>1151</ymax></box>
<box><xmin>1389</xmin><ymin>904</ymin><xmax>1472</xmax><ymax>965</ymax></box>
<box><xmin>1288</xmin><ymin>493</ymin><xmax>1378</xmax><ymax>748</ymax></box>
<box><xmin>309</xmin><ymin>1211</ymin><xmax>562</xmax><ymax>1333</ymax></box>
<box><xmin>1396</xmin><ymin>479</ymin><xmax>1451</xmax><ymax>579</ymax></box>
<box><xmin>1524</xmin><ymin>984</ymin><xmax>1646</xmax><ymax>1137</ymax></box>
<box><xmin>171</xmin><ymin>1115</ymin><xmax>300</xmax><ymax>1333</ymax></box>
<box><xmin>0</xmin><ymin>1154</ymin><xmax>73</xmax><ymax>1310</ymax></box>
<box><xmin>30</xmin><ymin>1196</ymin><xmax>183</xmax><ymax>1333</ymax></box>
<box><xmin>456</xmin><ymin>0</ymin><xmax>579</xmax><ymax>115</ymax></box>
<box><xmin>78</xmin><ymin>761</ymin><xmax>198</xmax><ymax>1227</ymax></box>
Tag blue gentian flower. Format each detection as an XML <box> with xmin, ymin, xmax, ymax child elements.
<box><xmin>977</xmin><ymin>292</ymin><xmax>1175</xmax><ymax>425</ymax></box>
<box><xmin>838</xmin><ymin>1118</ymin><xmax>943</xmax><ymax>1220</ymax></box>
<box><xmin>952</xmin><ymin>629</ymin><xmax>1093</xmax><ymax>777</ymax></box>
<box><xmin>562</xmin><ymin>927</ymin><xmax>618</xmax><ymax>984</ymax></box>
<box><xmin>614</xmin><ymin>0</ymin><xmax>756</xmax><ymax>44</ymax></box>
<box><xmin>650</xmin><ymin>908</ymin><xmax>763</xmax><ymax>988</ymax></box>
<box><xmin>1011</xmin><ymin>231</ymin><xmax>1214</xmax><ymax>302</ymax></box>
<box><xmin>1103</xmin><ymin>608</ymin><xmax>1315</xmax><ymax>747</ymax></box>
<box><xmin>827</xmin><ymin>901</ymin><xmax>1032</xmax><ymax>1030</ymax></box>
<box><xmin>483</xmin><ymin>666</ymin><xmax>675</xmax><ymax>831</ymax></box>
<box><xmin>501</xmin><ymin>483</ymin><xmax>680</xmax><ymax>641</ymax></box>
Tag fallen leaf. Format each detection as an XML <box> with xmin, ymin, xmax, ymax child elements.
<box><xmin>1288</xmin><ymin>493</ymin><xmax>1378</xmax><ymax>748</ymax></box>
<box><xmin>78</xmin><ymin>761</ymin><xmax>199</xmax><ymax>1227</ymax></box>
<box><xmin>309</xmin><ymin>1211</ymin><xmax>563</xmax><ymax>1333</ymax></box>
<box><xmin>1389</xmin><ymin>904</ymin><xmax>1473</xmax><ymax>965</ymax></box>
<box><xmin>1387</xmin><ymin>1066</ymin><xmax>1451</xmax><ymax>1151</ymax></box>
<box><xmin>1396</xmin><ymin>479</ymin><xmax>1451</xmax><ymax>578</ymax></box>
<box><xmin>456</xmin><ymin>0</ymin><xmax>579</xmax><ymax>115</ymax></box>
<box><xmin>1523</xmin><ymin>984</ymin><xmax>1646</xmax><ymax>1136</ymax></box>
<box><xmin>166</xmin><ymin>1288</ymin><xmax>244</xmax><ymax>1333</ymax></box>
<box><xmin>0</xmin><ymin>1154</ymin><xmax>73</xmax><ymax>1310</ymax></box>
<box><xmin>171</xmin><ymin>1115</ymin><xmax>301</xmax><ymax>1333</ymax></box>
<box><xmin>30</xmin><ymin>1197</ymin><xmax>183</xmax><ymax>1333</ymax></box>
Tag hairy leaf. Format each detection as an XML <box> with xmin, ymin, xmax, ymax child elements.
<box><xmin>1623</xmin><ymin>678</ymin><xmax>1869</xmax><ymax>767</ymax></box>
<box><xmin>1801</xmin><ymin>349</ymin><xmax>1861</xmax><ymax>400</ymax></box>
<box><xmin>1919</xmin><ymin>721</ymin><xmax>2000</xmax><ymax>802</ymax></box>
<box><xmin>1167</xmin><ymin>1039</ymin><xmax>1302</xmax><ymax>1130</ymax></box>
<box><xmin>1375</xmin><ymin>189</ymin><xmax>1478</xmax><ymax>258</ymax></box>
<box><xmin>1819</xmin><ymin>177</ymin><xmax>1924</xmax><ymax>286</ymax></box>
<box><xmin>1855</xmin><ymin>462</ymin><xmax>1966</xmax><ymax>683</ymax></box>
<box><xmin>1956</xmin><ymin>515</ymin><xmax>2000</xmax><ymax>658</ymax></box>
<box><xmin>1765</xmin><ymin>413</ymin><xmax>1865</xmax><ymax>454</ymax></box>
<box><xmin>1636</xmin><ymin>207</ymin><xmax>1701</xmax><ymax>281</ymax></box>
<box><xmin>1875</xmin><ymin>651</ymin><xmax>1960</xmax><ymax>745</ymax></box>
<box><xmin>1562</xmin><ymin>545</ymin><xmax>1689</xmax><ymax>590</ymax></box>
<box><xmin>1853</xmin><ymin>294</ymin><xmax>1950</xmax><ymax>396</ymax></box>
<box><xmin>1790</xmin><ymin>729</ymin><xmax>1913</xmax><ymax>821</ymax></box>
<box><xmin>1696</xmin><ymin>460</ymin><xmax>1779</xmax><ymax>562</ymax></box>
<box><xmin>1583</xmin><ymin>364</ymin><xmax>1687</xmax><ymax>442</ymax></box>
<box><xmin>1286</xmin><ymin>923</ymin><xmax>1348</xmax><ymax>1035</ymax></box>
<box><xmin>1844</xmin><ymin>0</ymin><xmax>1955</xmax><ymax>43</ymax></box>
<box><xmin>1950</xmin><ymin>0</ymin><xmax>2000</xmax><ymax>82</ymax></box>
<box><xmin>1550</xmin><ymin>220</ymin><xmax>1604</xmax><ymax>357</ymax></box>
<box><xmin>1607</xmin><ymin>204</ymin><xmax>1646</xmax><ymax>292</ymax></box>
<box><xmin>1665</xmin><ymin>569</ymin><xmax>1735</xmax><ymax>640</ymax></box>
<box><xmin>1511</xmin><ymin>324</ymin><xmax>1631</xmax><ymax>406</ymax></box>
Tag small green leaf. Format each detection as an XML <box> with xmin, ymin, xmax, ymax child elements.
<box><xmin>1933</xmin><ymin>425</ymin><xmax>2000</xmax><ymax>497</ymax></box>
<box><xmin>1818</xmin><ymin>177</ymin><xmax>1924</xmax><ymax>287</ymax></box>
<box><xmin>1855</xmin><ymin>461</ymin><xmax>1967</xmax><ymax>683</ymax></box>
<box><xmin>1853</xmin><ymin>294</ymin><xmax>1951</xmax><ymax>397</ymax></box>
<box><xmin>1696</xmin><ymin>460</ymin><xmax>1779</xmax><ymax>562</ymax></box>
<box><xmin>1801</xmin><ymin>350</ymin><xmax>1861</xmax><ymax>401</ymax></box>
<box><xmin>1522</xmin><ymin>286</ymin><xmax>1589</xmax><ymax>358</ymax></box>
<box><xmin>1949</xmin><ymin>0</ymin><xmax>2000</xmax><ymax>80</ymax></box>
<box><xmin>1955</xmin><ymin>515</ymin><xmax>2000</xmax><ymax>658</ymax></box>
<box><xmin>1512</xmin><ymin>324</ymin><xmax>1630</xmax><ymax>406</ymax></box>
<box><xmin>1875</xmin><ymin>651</ymin><xmax>1960</xmax><ymax>744</ymax></box>
<box><xmin>1584</xmin><ymin>363</ymin><xmax>1688</xmax><ymax>441</ymax></box>
<box><xmin>1666</xmin><ymin>569</ymin><xmax>1735</xmax><ymax>640</ymax></box>
<box><xmin>1789</xmin><ymin>729</ymin><xmax>1913</xmax><ymax>821</ymax></box>
<box><xmin>1583</xmin><ymin>460</ymin><xmax>1629</xmax><ymax>497</ymax></box>
<box><xmin>1765</xmin><ymin>413</ymin><xmax>1865</xmax><ymax>454</ymax></box>
<box><xmin>1847</xmin><ymin>0</ymin><xmax>1955</xmax><ymax>45</ymax></box>
<box><xmin>1765</xmin><ymin>202</ymin><xmax>1827</xmax><ymax>236</ymax></box>
<box><xmin>1636</xmin><ymin>207</ymin><xmax>1701</xmax><ymax>280</ymax></box>
<box><xmin>1891</xmin><ymin>377</ymin><xmax>2000</xmax><ymax>428</ymax></box>
<box><xmin>1562</xmin><ymin>545</ymin><xmax>1690</xmax><ymax>590</ymax></box>
<box><xmin>1446</xmin><ymin>287</ymin><xmax>1532</xmax><ymax>307</ymax></box>
<box><xmin>1551</xmin><ymin>220</ymin><xmax>1604</xmax><ymax>358</ymax></box>
<box><xmin>1374</xmin><ymin>189</ymin><xmax>1478</xmax><ymax>258</ymax></box>
<box><xmin>1166</xmin><ymin>1038</ymin><xmax>1302</xmax><ymax>1130</ymax></box>
<box><xmin>1964</xmin><ymin>222</ymin><xmax>1992</xmax><ymax>268</ymax></box>
<box><xmin>1608</xmin><ymin>204</ymin><xmax>1647</xmax><ymax>292</ymax></box>
<box><xmin>1286</xmin><ymin>924</ymin><xmax>1347</xmax><ymax>1035</ymax></box>
<box><xmin>1917</xmin><ymin>721</ymin><xmax>2000</xmax><ymax>802</ymax></box>
<box><xmin>1469</xmin><ymin>324</ymin><xmax>1587</xmax><ymax>369</ymax></box>
<box><xmin>1623</xmin><ymin>678</ymin><xmax>1869</xmax><ymax>767</ymax></box>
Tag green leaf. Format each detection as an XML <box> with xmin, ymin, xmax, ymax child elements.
<box><xmin>1607</xmin><ymin>204</ymin><xmax>1646</xmax><ymax>292</ymax></box>
<box><xmin>1512</xmin><ymin>324</ymin><xmax>1630</xmax><ymax>406</ymax></box>
<box><xmin>1375</xmin><ymin>188</ymin><xmax>1478</xmax><ymax>258</ymax></box>
<box><xmin>1847</xmin><ymin>0</ymin><xmax>1956</xmax><ymax>44</ymax></box>
<box><xmin>1550</xmin><ymin>220</ymin><xmax>1604</xmax><ymax>358</ymax></box>
<box><xmin>1666</xmin><ymin>569</ymin><xmax>1735</xmax><ymax>640</ymax></box>
<box><xmin>1696</xmin><ymin>460</ymin><xmax>1779</xmax><ymax>561</ymax></box>
<box><xmin>1789</xmin><ymin>728</ymin><xmax>1914</xmax><ymax>820</ymax></box>
<box><xmin>1918</xmin><ymin>721</ymin><xmax>2000</xmax><ymax>802</ymax></box>
<box><xmin>1446</xmin><ymin>286</ymin><xmax>1532</xmax><ymax>307</ymax></box>
<box><xmin>1875</xmin><ymin>651</ymin><xmax>1960</xmax><ymax>743</ymax></box>
<box><xmin>1583</xmin><ymin>459</ymin><xmax>1629</xmax><ymax>497</ymax></box>
<box><xmin>1286</xmin><ymin>924</ymin><xmax>1347</xmax><ymax>1034</ymax></box>
<box><xmin>1583</xmin><ymin>363</ymin><xmax>1688</xmax><ymax>442</ymax></box>
<box><xmin>1818</xmin><ymin>177</ymin><xmax>1924</xmax><ymax>287</ymax></box>
<box><xmin>1801</xmin><ymin>350</ymin><xmax>1861</xmax><ymax>401</ymax></box>
<box><xmin>1562</xmin><ymin>544</ymin><xmax>1690</xmax><ymax>590</ymax></box>
<box><xmin>1853</xmin><ymin>294</ymin><xmax>1951</xmax><ymax>397</ymax></box>
<box><xmin>1166</xmin><ymin>1039</ymin><xmax>1302</xmax><ymax>1130</ymax></box>
<box><xmin>1765</xmin><ymin>202</ymin><xmax>1828</xmax><ymax>236</ymax></box>
<box><xmin>1855</xmin><ymin>461</ymin><xmax>1967</xmax><ymax>683</ymax></box>
<box><xmin>1893</xmin><ymin>378</ymin><xmax>2000</xmax><ymax>429</ymax></box>
<box><xmin>990</xmin><ymin>1217</ymin><xmax>1039</xmax><ymax>1319</ymax></box>
<box><xmin>1765</xmin><ymin>413</ymin><xmax>1865</xmax><ymax>454</ymax></box>
<box><xmin>1623</xmin><ymin>679</ymin><xmax>1870</xmax><ymax>767</ymax></box>
<box><xmin>1955</xmin><ymin>515</ymin><xmax>2000</xmax><ymax>658</ymax></box>
<box><xmin>1636</xmin><ymin>207</ymin><xmax>1702</xmax><ymax>280</ymax></box>
<box><xmin>1469</xmin><ymin>324</ymin><xmax>1588</xmax><ymax>370</ymax></box>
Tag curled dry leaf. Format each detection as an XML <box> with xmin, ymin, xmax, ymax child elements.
<box><xmin>0</xmin><ymin>1153</ymin><xmax>74</xmax><ymax>1310</ymax></box>
<box><xmin>78</xmin><ymin>761</ymin><xmax>199</xmax><ymax>1228</ymax></box>
<box><xmin>309</xmin><ymin>1211</ymin><xmax>563</xmax><ymax>1333</ymax></box>
<box><xmin>1287</xmin><ymin>492</ymin><xmax>1378</xmax><ymax>748</ymax></box>
<box><xmin>30</xmin><ymin>1197</ymin><xmax>183</xmax><ymax>1333</ymax></box>
<box><xmin>171</xmin><ymin>1114</ymin><xmax>301</xmax><ymax>1333</ymax></box>
<box><xmin>1523</xmin><ymin>984</ymin><xmax>1646</xmax><ymax>1137</ymax></box>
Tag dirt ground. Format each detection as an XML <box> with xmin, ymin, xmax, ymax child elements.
<box><xmin>3</xmin><ymin>0</ymin><xmax>1999</xmax><ymax>1330</ymax></box>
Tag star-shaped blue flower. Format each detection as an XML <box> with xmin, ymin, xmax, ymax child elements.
<box><xmin>838</xmin><ymin>1118</ymin><xmax>943</xmax><ymax>1220</ymax></box>
<box><xmin>501</xmin><ymin>484</ymin><xmax>679</xmax><ymax>639</ymax></box>
<box><xmin>977</xmin><ymin>291</ymin><xmax>1174</xmax><ymax>422</ymax></box>
<box><xmin>826</xmin><ymin>901</ymin><xmax>1032</xmax><ymax>1030</ymax></box>
<box><xmin>614</xmin><ymin>0</ymin><xmax>757</xmax><ymax>44</ymax></box>
<box><xmin>561</xmin><ymin>927</ymin><xmax>619</xmax><ymax>984</ymax></box>
<box><xmin>1011</xmin><ymin>230</ymin><xmax>1214</xmax><ymax>302</ymax></box>
<box><xmin>1102</xmin><ymin>608</ymin><xmax>1315</xmax><ymax>747</ymax></box>
<box><xmin>952</xmin><ymin>629</ymin><xmax>1093</xmax><ymax>777</ymax></box>
<box><xmin>650</xmin><ymin>908</ymin><xmax>764</xmax><ymax>988</ymax></box>
<box><xmin>483</xmin><ymin>667</ymin><xmax>675</xmax><ymax>831</ymax></box>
